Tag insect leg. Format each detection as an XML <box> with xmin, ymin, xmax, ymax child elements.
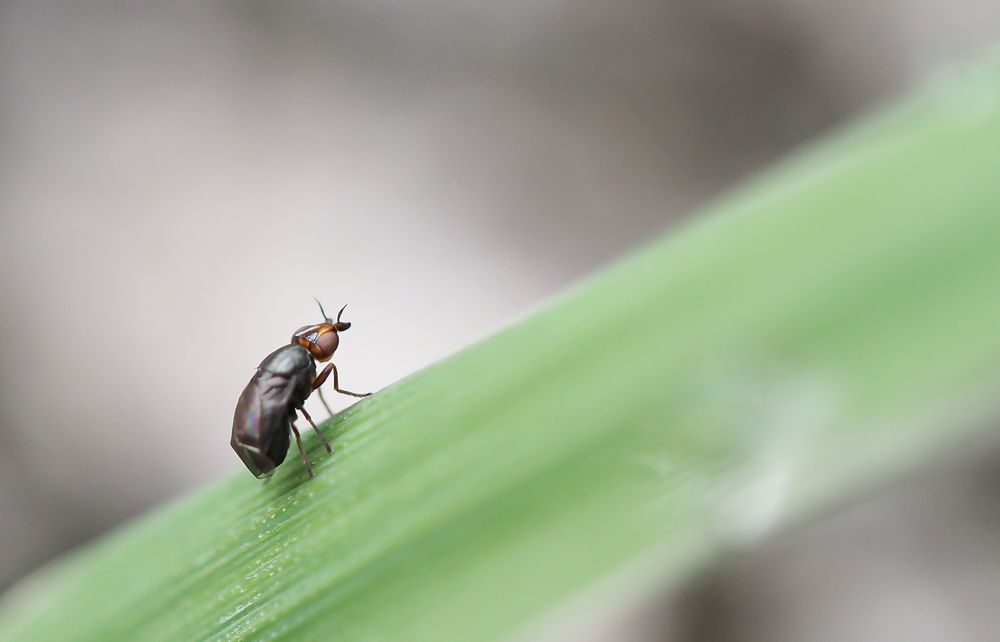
<box><xmin>313</xmin><ymin>363</ymin><xmax>333</xmax><ymax>389</ymax></box>
<box><xmin>329</xmin><ymin>363</ymin><xmax>371</xmax><ymax>398</ymax></box>
<box><xmin>289</xmin><ymin>421</ymin><xmax>315</xmax><ymax>478</ymax></box>
<box><xmin>316</xmin><ymin>388</ymin><xmax>335</xmax><ymax>417</ymax></box>
<box><xmin>298</xmin><ymin>407</ymin><xmax>332</xmax><ymax>453</ymax></box>
<box><xmin>313</xmin><ymin>364</ymin><xmax>336</xmax><ymax>416</ymax></box>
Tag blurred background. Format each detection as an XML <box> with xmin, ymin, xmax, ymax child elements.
<box><xmin>2</xmin><ymin>1</ymin><xmax>1000</xmax><ymax>640</ymax></box>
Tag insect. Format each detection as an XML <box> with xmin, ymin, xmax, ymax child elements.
<box><xmin>231</xmin><ymin>301</ymin><xmax>370</xmax><ymax>479</ymax></box>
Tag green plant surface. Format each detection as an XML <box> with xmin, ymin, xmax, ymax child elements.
<box><xmin>3</xmin><ymin>53</ymin><xmax>1000</xmax><ymax>642</ymax></box>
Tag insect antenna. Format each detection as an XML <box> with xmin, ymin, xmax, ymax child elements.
<box><xmin>314</xmin><ymin>297</ymin><xmax>332</xmax><ymax>322</ymax></box>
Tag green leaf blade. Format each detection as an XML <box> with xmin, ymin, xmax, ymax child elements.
<box><xmin>3</xmin><ymin>49</ymin><xmax>1000</xmax><ymax>642</ymax></box>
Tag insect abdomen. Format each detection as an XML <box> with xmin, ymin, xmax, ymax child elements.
<box><xmin>231</xmin><ymin>370</ymin><xmax>296</xmax><ymax>478</ymax></box>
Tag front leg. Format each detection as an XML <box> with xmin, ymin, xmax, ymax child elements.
<box><xmin>314</xmin><ymin>362</ymin><xmax>370</xmax><ymax>398</ymax></box>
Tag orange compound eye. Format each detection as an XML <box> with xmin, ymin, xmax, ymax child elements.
<box><xmin>292</xmin><ymin>323</ymin><xmax>340</xmax><ymax>361</ymax></box>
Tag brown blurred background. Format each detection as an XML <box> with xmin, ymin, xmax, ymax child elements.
<box><xmin>2</xmin><ymin>1</ymin><xmax>1000</xmax><ymax>640</ymax></box>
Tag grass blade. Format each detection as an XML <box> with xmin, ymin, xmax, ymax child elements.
<box><xmin>2</xmin><ymin>50</ymin><xmax>1000</xmax><ymax>642</ymax></box>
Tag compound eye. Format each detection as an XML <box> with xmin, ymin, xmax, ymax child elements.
<box><xmin>313</xmin><ymin>330</ymin><xmax>340</xmax><ymax>361</ymax></box>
